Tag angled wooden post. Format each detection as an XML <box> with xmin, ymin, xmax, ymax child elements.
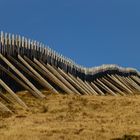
<box><xmin>0</xmin><ymin>91</ymin><xmax>15</xmax><ymax>104</ymax></box>
<box><xmin>91</xmin><ymin>82</ymin><xmax>105</xmax><ymax>95</ymax></box>
<box><xmin>0</xmin><ymin>101</ymin><xmax>12</xmax><ymax>114</ymax></box>
<box><xmin>0</xmin><ymin>64</ymin><xmax>40</xmax><ymax>98</ymax></box>
<box><xmin>128</xmin><ymin>77</ymin><xmax>140</xmax><ymax>91</ymax></box>
<box><xmin>18</xmin><ymin>55</ymin><xmax>58</xmax><ymax>94</ymax></box>
<box><xmin>115</xmin><ymin>75</ymin><xmax>134</xmax><ymax>92</ymax></box>
<box><xmin>76</xmin><ymin>77</ymin><xmax>92</xmax><ymax>95</ymax></box>
<box><xmin>8</xmin><ymin>55</ymin><xmax>50</xmax><ymax>89</ymax></box>
<box><xmin>57</xmin><ymin>68</ymin><xmax>85</xmax><ymax>95</ymax></box>
<box><xmin>131</xmin><ymin>76</ymin><xmax>140</xmax><ymax>85</ymax></box>
<box><xmin>0</xmin><ymin>79</ymin><xmax>28</xmax><ymax>109</ymax></box>
<box><xmin>46</xmin><ymin>63</ymin><xmax>80</xmax><ymax>94</ymax></box>
<box><xmin>108</xmin><ymin>74</ymin><xmax>132</xmax><ymax>94</ymax></box>
<box><xmin>85</xmin><ymin>81</ymin><xmax>98</xmax><ymax>95</ymax></box>
<box><xmin>97</xmin><ymin>79</ymin><xmax>117</xmax><ymax>96</ymax></box>
<box><xmin>0</xmin><ymin>53</ymin><xmax>45</xmax><ymax>99</ymax></box>
<box><xmin>124</xmin><ymin>77</ymin><xmax>140</xmax><ymax>91</ymax></box>
<box><xmin>102</xmin><ymin>77</ymin><xmax>124</xmax><ymax>95</ymax></box>
<box><xmin>34</xmin><ymin>58</ymin><xmax>74</xmax><ymax>94</ymax></box>
<box><xmin>68</xmin><ymin>73</ymin><xmax>89</xmax><ymax>95</ymax></box>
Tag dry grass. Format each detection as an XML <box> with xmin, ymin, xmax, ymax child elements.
<box><xmin>0</xmin><ymin>91</ymin><xmax>140</xmax><ymax>140</ymax></box>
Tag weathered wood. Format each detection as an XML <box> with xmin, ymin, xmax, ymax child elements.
<box><xmin>107</xmin><ymin>74</ymin><xmax>132</xmax><ymax>94</ymax></box>
<box><xmin>91</xmin><ymin>82</ymin><xmax>105</xmax><ymax>95</ymax></box>
<box><xmin>68</xmin><ymin>73</ymin><xmax>89</xmax><ymax>95</ymax></box>
<box><xmin>0</xmin><ymin>91</ymin><xmax>15</xmax><ymax>104</ymax></box>
<box><xmin>0</xmin><ymin>100</ymin><xmax>12</xmax><ymax>113</ymax></box>
<box><xmin>0</xmin><ymin>64</ymin><xmax>40</xmax><ymax>98</ymax></box>
<box><xmin>0</xmin><ymin>79</ymin><xmax>28</xmax><ymax>109</ymax></box>
<box><xmin>124</xmin><ymin>77</ymin><xmax>139</xmax><ymax>91</ymax></box>
<box><xmin>114</xmin><ymin>75</ymin><xmax>133</xmax><ymax>94</ymax></box>
<box><xmin>8</xmin><ymin>55</ymin><xmax>49</xmax><ymax>89</ymax></box>
<box><xmin>131</xmin><ymin>76</ymin><xmax>140</xmax><ymax>85</ymax></box>
<box><xmin>94</xmin><ymin>80</ymin><xmax>107</xmax><ymax>94</ymax></box>
<box><xmin>76</xmin><ymin>77</ymin><xmax>93</xmax><ymax>95</ymax></box>
<box><xmin>115</xmin><ymin>75</ymin><xmax>134</xmax><ymax>93</ymax></box>
<box><xmin>34</xmin><ymin>58</ymin><xmax>74</xmax><ymax>94</ymax></box>
<box><xmin>97</xmin><ymin>79</ymin><xmax>117</xmax><ymax>96</ymax></box>
<box><xmin>76</xmin><ymin>77</ymin><xmax>92</xmax><ymax>95</ymax></box>
<box><xmin>1</xmin><ymin>31</ymin><xmax>140</xmax><ymax>100</ymax></box>
<box><xmin>18</xmin><ymin>55</ymin><xmax>58</xmax><ymax>94</ymax></box>
<box><xmin>85</xmin><ymin>81</ymin><xmax>98</xmax><ymax>95</ymax></box>
<box><xmin>101</xmin><ymin>77</ymin><xmax>124</xmax><ymax>95</ymax></box>
<box><xmin>0</xmin><ymin>53</ymin><xmax>45</xmax><ymax>99</ymax></box>
<box><xmin>57</xmin><ymin>68</ymin><xmax>84</xmax><ymax>95</ymax></box>
<box><xmin>46</xmin><ymin>63</ymin><xmax>80</xmax><ymax>94</ymax></box>
<box><xmin>128</xmin><ymin>77</ymin><xmax>140</xmax><ymax>91</ymax></box>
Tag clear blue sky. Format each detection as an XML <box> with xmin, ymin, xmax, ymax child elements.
<box><xmin>0</xmin><ymin>0</ymin><xmax>140</xmax><ymax>70</ymax></box>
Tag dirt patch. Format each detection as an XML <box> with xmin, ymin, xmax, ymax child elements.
<box><xmin>0</xmin><ymin>92</ymin><xmax>140</xmax><ymax>140</ymax></box>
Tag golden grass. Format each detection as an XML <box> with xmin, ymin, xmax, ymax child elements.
<box><xmin>0</xmin><ymin>92</ymin><xmax>140</xmax><ymax>139</ymax></box>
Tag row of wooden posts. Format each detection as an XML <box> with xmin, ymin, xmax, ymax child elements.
<box><xmin>0</xmin><ymin>31</ymin><xmax>140</xmax><ymax>113</ymax></box>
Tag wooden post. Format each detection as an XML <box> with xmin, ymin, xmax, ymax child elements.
<box><xmin>46</xmin><ymin>63</ymin><xmax>80</xmax><ymax>94</ymax></box>
<box><xmin>68</xmin><ymin>73</ymin><xmax>89</xmax><ymax>95</ymax></box>
<box><xmin>115</xmin><ymin>75</ymin><xmax>134</xmax><ymax>92</ymax></box>
<box><xmin>0</xmin><ymin>101</ymin><xmax>12</xmax><ymax>114</ymax></box>
<box><xmin>128</xmin><ymin>77</ymin><xmax>140</xmax><ymax>91</ymax></box>
<box><xmin>18</xmin><ymin>55</ymin><xmax>58</xmax><ymax>94</ymax></box>
<box><xmin>124</xmin><ymin>77</ymin><xmax>140</xmax><ymax>91</ymax></box>
<box><xmin>85</xmin><ymin>81</ymin><xmax>98</xmax><ymax>95</ymax></box>
<box><xmin>114</xmin><ymin>75</ymin><xmax>133</xmax><ymax>94</ymax></box>
<box><xmin>91</xmin><ymin>82</ymin><xmax>105</xmax><ymax>95</ymax></box>
<box><xmin>76</xmin><ymin>77</ymin><xmax>93</xmax><ymax>95</ymax></box>
<box><xmin>131</xmin><ymin>76</ymin><xmax>140</xmax><ymax>85</ymax></box>
<box><xmin>0</xmin><ymin>64</ymin><xmax>40</xmax><ymax>98</ymax></box>
<box><xmin>97</xmin><ymin>79</ymin><xmax>117</xmax><ymax>96</ymax></box>
<box><xmin>0</xmin><ymin>79</ymin><xmax>28</xmax><ymax>109</ymax></box>
<box><xmin>0</xmin><ymin>53</ymin><xmax>45</xmax><ymax>99</ymax></box>
<box><xmin>101</xmin><ymin>77</ymin><xmax>124</xmax><ymax>95</ymax></box>
<box><xmin>0</xmin><ymin>91</ymin><xmax>15</xmax><ymax>104</ymax></box>
<box><xmin>34</xmin><ymin>58</ymin><xmax>75</xmax><ymax>94</ymax></box>
<box><xmin>57</xmin><ymin>68</ymin><xmax>85</xmax><ymax>95</ymax></box>
<box><xmin>8</xmin><ymin>55</ymin><xmax>49</xmax><ymax>89</ymax></box>
<box><xmin>108</xmin><ymin>74</ymin><xmax>132</xmax><ymax>94</ymax></box>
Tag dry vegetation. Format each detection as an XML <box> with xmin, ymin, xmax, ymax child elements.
<box><xmin>0</xmin><ymin>91</ymin><xmax>140</xmax><ymax>140</ymax></box>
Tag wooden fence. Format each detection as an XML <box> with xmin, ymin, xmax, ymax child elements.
<box><xmin>0</xmin><ymin>31</ymin><xmax>140</xmax><ymax>112</ymax></box>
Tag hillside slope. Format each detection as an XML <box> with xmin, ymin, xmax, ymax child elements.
<box><xmin>0</xmin><ymin>92</ymin><xmax>140</xmax><ymax>140</ymax></box>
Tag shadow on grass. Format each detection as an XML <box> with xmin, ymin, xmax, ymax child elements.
<box><xmin>112</xmin><ymin>134</ymin><xmax>140</xmax><ymax>140</ymax></box>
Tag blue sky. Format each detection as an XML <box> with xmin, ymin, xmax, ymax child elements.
<box><xmin>0</xmin><ymin>0</ymin><xmax>140</xmax><ymax>70</ymax></box>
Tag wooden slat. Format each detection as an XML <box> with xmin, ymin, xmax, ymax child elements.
<box><xmin>114</xmin><ymin>75</ymin><xmax>133</xmax><ymax>94</ymax></box>
<box><xmin>0</xmin><ymin>53</ymin><xmax>45</xmax><ymax>99</ymax></box>
<box><xmin>0</xmin><ymin>64</ymin><xmax>40</xmax><ymax>98</ymax></box>
<box><xmin>107</xmin><ymin>74</ymin><xmax>131</xmax><ymax>94</ymax></box>
<box><xmin>18</xmin><ymin>55</ymin><xmax>58</xmax><ymax>94</ymax></box>
<box><xmin>0</xmin><ymin>100</ymin><xmax>12</xmax><ymax>113</ymax></box>
<box><xmin>85</xmin><ymin>81</ymin><xmax>98</xmax><ymax>95</ymax></box>
<box><xmin>91</xmin><ymin>82</ymin><xmax>105</xmax><ymax>95</ymax></box>
<box><xmin>97</xmin><ymin>79</ymin><xmax>117</xmax><ymax>96</ymax></box>
<box><xmin>46</xmin><ymin>63</ymin><xmax>80</xmax><ymax>94</ymax></box>
<box><xmin>76</xmin><ymin>77</ymin><xmax>93</xmax><ymax>95</ymax></box>
<box><xmin>0</xmin><ymin>79</ymin><xmax>28</xmax><ymax>109</ymax></box>
<box><xmin>0</xmin><ymin>91</ymin><xmax>15</xmax><ymax>104</ymax></box>
<box><xmin>101</xmin><ymin>77</ymin><xmax>124</xmax><ymax>95</ymax></box>
<box><xmin>34</xmin><ymin>58</ymin><xmax>74</xmax><ymax>94</ymax></box>
<box><xmin>68</xmin><ymin>73</ymin><xmax>89</xmax><ymax>95</ymax></box>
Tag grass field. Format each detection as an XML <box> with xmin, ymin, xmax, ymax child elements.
<box><xmin>0</xmin><ymin>91</ymin><xmax>140</xmax><ymax>140</ymax></box>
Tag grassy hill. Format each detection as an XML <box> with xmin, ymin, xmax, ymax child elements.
<box><xmin>0</xmin><ymin>91</ymin><xmax>140</xmax><ymax>140</ymax></box>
